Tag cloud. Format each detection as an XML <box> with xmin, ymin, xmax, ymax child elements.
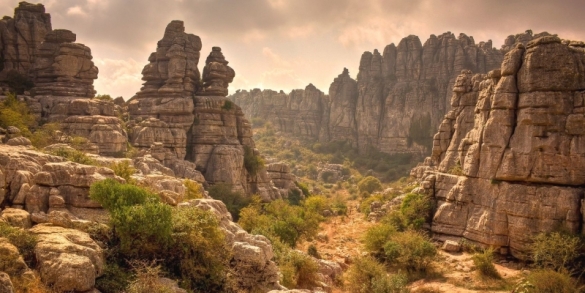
<box><xmin>0</xmin><ymin>0</ymin><xmax>584</xmax><ymax>96</ymax></box>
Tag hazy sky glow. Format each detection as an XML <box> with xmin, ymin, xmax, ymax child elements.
<box><xmin>2</xmin><ymin>0</ymin><xmax>584</xmax><ymax>98</ymax></box>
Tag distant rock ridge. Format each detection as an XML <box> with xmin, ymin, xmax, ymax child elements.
<box><xmin>412</xmin><ymin>35</ymin><xmax>585</xmax><ymax>258</ymax></box>
<box><xmin>230</xmin><ymin>30</ymin><xmax>554</xmax><ymax>156</ymax></box>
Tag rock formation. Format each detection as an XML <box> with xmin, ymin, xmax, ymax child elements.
<box><xmin>231</xmin><ymin>32</ymin><xmax>543</xmax><ymax>156</ymax></box>
<box><xmin>0</xmin><ymin>2</ymin><xmax>51</xmax><ymax>84</ymax></box>
<box><xmin>414</xmin><ymin>35</ymin><xmax>585</xmax><ymax>258</ymax></box>
<box><xmin>129</xmin><ymin>20</ymin><xmax>294</xmax><ymax>201</ymax></box>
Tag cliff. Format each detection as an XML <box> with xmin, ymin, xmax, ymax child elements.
<box><xmin>413</xmin><ymin>36</ymin><xmax>585</xmax><ymax>258</ymax></box>
<box><xmin>231</xmin><ymin>30</ymin><xmax>554</xmax><ymax>156</ymax></box>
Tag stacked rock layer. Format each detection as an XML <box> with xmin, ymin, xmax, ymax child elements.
<box><xmin>414</xmin><ymin>36</ymin><xmax>585</xmax><ymax>257</ymax></box>
<box><xmin>231</xmin><ymin>31</ymin><xmax>554</xmax><ymax>156</ymax></box>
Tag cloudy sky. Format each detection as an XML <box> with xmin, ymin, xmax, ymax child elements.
<box><xmin>1</xmin><ymin>0</ymin><xmax>584</xmax><ymax>99</ymax></box>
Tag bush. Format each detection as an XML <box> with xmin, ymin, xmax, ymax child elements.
<box><xmin>90</xmin><ymin>179</ymin><xmax>172</xmax><ymax>259</ymax></box>
<box><xmin>530</xmin><ymin>231</ymin><xmax>584</xmax><ymax>273</ymax></box>
<box><xmin>346</xmin><ymin>256</ymin><xmax>408</xmax><ymax>293</ymax></box>
<box><xmin>279</xmin><ymin>249</ymin><xmax>320</xmax><ymax>289</ymax></box>
<box><xmin>95</xmin><ymin>262</ymin><xmax>132</xmax><ymax>293</ymax></box>
<box><xmin>513</xmin><ymin>269</ymin><xmax>581</xmax><ymax>293</ymax></box>
<box><xmin>49</xmin><ymin>147</ymin><xmax>96</xmax><ymax>165</ymax></box>
<box><xmin>0</xmin><ymin>222</ymin><xmax>37</xmax><ymax>268</ymax></box>
<box><xmin>295</xmin><ymin>181</ymin><xmax>311</xmax><ymax>197</ymax></box>
<box><xmin>251</xmin><ymin>117</ymin><xmax>266</xmax><ymax>128</ymax></box>
<box><xmin>0</xmin><ymin>93</ymin><xmax>35</xmax><ymax>136</ymax></box>
<box><xmin>358</xmin><ymin>176</ymin><xmax>383</xmax><ymax>194</ymax></box>
<box><xmin>288</xmin><ymin>188</ymin><xmax>303</xmax><ymax>206</ymax></box>
<box><xmin>221</xmin><ymin>100</ymin><xmax>234</xmax><ymax>110</ymax></box>
<box><xmin>109</xmin><ymin>160</ymin><xmax>136</xmax><ymax>183</ymax></box>
<box><xmin>94</xmin><ymin>94</ymin><xmax>113</xmax><ymax>101</ymax></box>
<box><xmin>125</xmin><ymin>261</ymin><xmax>176</xmax><ymax>293</ymax></box>
<box><xmin>243</xmin><ymin>146</ymin><xmax>265</xmax><ymax>176</ymax></box>
<box><xmin>168</xmin><ymin>206</ymin><xmax>230</xmax><ymax>291</ymax></box>
<box><xmin>320</xmin><ymin>170</ymin><xmax>335</xmax><ymax>183</ymax></box>
<box><xmin>307</xmin><ymin>244</ymin><xmax>321</xmax><ymax>259</ymax></box>
<box><xmin>398</xmin><ymin>193</ymin><xmax>432</xmax><ymax>230</ymax></box>
<box><xmin>359</xmin><ymin>194</ymin><xmax>383</xmax><ymax>215</ymax></box>
<box><xmin>383</xmin><ymin>230</ymin><xmax>437</xmax><ymax>272</ymax></box>
<box><xmin>472</xmin><ymin>249</ymin><xmax>501</xmax><ymax>279</ymax></box>
<box><xmin>183</xmin><ymin>179</ymin><xmax>204</xmax><ymax>201</ymax></box>
<box><xmin>29</xmin><ymin>122</ymin><xmax>62</xmax><ymax>149</ymax></box>
<box><xmin>303</xmin><ymin>195</ymin><xmax>329</xmax><ymax>214</ymax></box>
<box><xmin>364</xmin><ymin>224</ymin><xmax>396</xmax><ymax>254</ymax></box>
<box><xmin>207</xmin><ymin>183</ymin><xmax>250</xmax><ymax>221</ymax></box>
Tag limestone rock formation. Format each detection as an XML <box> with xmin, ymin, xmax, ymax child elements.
<box><xmin>415</xmin><ymin>36</ymin><xmax>585</xmax><ymax>257</ymax></box>
<box><xmin>30</xmin><ymin>29</ymin><xmax>98</xmax><ymax>98</ymax></box>
<box><xmin>129</xmin><ymin>20</ymin><xmax>291</xmax><ymax>201</ymax></box>
<box><xmin>30</xmin><ymin>224</ymin><xmax>103</xmax><ymax>292</ymax></box>
<box><xmin>231</xmin><ymin>32</ymin><xmax>524</xmax><ymax>156</ymax></box>
<box><xmin>197</xmin><ymin>47</ymin><xmax>235</xmax><ymax>97</ymax></box>
<box><xmin>0</xmin><ymin>238</ymin><xmax>29</xmax><ymax>278</ymax></box>
<box><xmin>0</xmin><ymin>272</ymin><xmax>14</xmax><ymax>293</ymax></box>
<box><xmin>0</xmin><ymin>2</ymin><xmax>52</xmax><ymax>83</ymax></box>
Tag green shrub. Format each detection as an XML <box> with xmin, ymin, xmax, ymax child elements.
<box><xmin>307</xmin><ymin>244</ymin><xmax>321</xmax><ymax>259</ymax></box>
<box><xmin>303</xmin><ymin>195</ymin><xmax>329</xmax><ymax>214</ymax></box>
<box><xmin>0</xmin><ymin>222</ymin><xmax>37</xmax><ymax>268</ymax></box>
<box><xmin>384</xmin><ymin>230</ymin><xmax>437</xmax><ymax>272</ymax></box>
<box><xmin>49</xmin><ymin>147</ymin><xmax>97</xmax><ymax>165</ymax></box>
<box><xmin>207</xmin><ymin>183</ymin><xmax>250</xmax><ymax>221</ymax></box>
<box><xmin>183</xmin><ymin>179</ymin><xmax>204</xmax><ymax>201</ymax></box>
<box><xmin>530</xmin><ymin>231</ymin><xmax>584</xmax><ymax>273</ymax></box>
<box><xmin>279</xmin><ymin>249</ymin><xmax>320</xmax><ymax>289</ymax></box>
<box><xmin>398</xmin><ymin>193</ymin><xmax>432</xmax><ymax>230</ymax></box>
<box><xmin>112</xmin><ymin>201</ymin><xmax>173</xmax><ymax>259</ymax></box>
<box><xmin>168</xmin><ymin>206</ymin><xmax>230</xmax><ymax>291</ymax></box>
<box><xmin>358</xmin><ymin>176</ymin><xmax>383</xmax><ymax>194</ymax></box>
<box><xmin>0</xmin><ymin>93</ymin><xmax>35</xmax><ymax>135</ymax></box>
<box><xmin>448</xmin><ymin>161</ymin><xmax>464</xmax><ymax>176</ymax></box>
<box><xmin>346</xmin><ymin>256</ymin><xmax>408</xmax><ymax>293</ymax></box>
<box><xmin>94</xmin><ymin>94</ymin><xmax>113</xmax><ymax>101</ymax></box>
<box><xmin>95</xmin><ymin>262</ymin><xmax>132</xmax><ymax>293</ymax></box>
<box><xmin>320</xmin><ymin>170</ymin><xmax>335</xmax><ymax>183</ymax></box>
<box><xmin>359</xmin><ymin>194</ymin><xmax>383</xmax><ymax>215</ymax></box>
<box><xmin>514</xmin><ymin>269</ymin><xmax>581</xmax><ymax>293</ymax></box>
<box><xmin>90</xmin><ymin>179</ymin><xmax>157</xmax><ymax>211</ymax></box>
<box><xmin>364</xmin><ymin>224</ymin><xmax>396</xmax><ymax>254</ymax></box>
<box><xmin>288</xmin><ymin>188</ymin><xmax>303</xmax><ymax>206</ymax></box>
<box><xmin>244</xmin><ymin>146</ymin><xmax>265</xmax><ymax>176</ymax></box>
<box><xmin>251</xmin><ymin>117</ymin><xmax>266</xmax><ymax>128</ymax></box>
<box><xmin>472</xmin><ymin>249</ymin><xmax>501</xmax><ymax>279</ymax></box>
<box><xmin>109</xmin><ymin>160</ymin><xmax>136</xmax><ymax>183</ymax></box>
<box><xmin>295</xmin><ymin>181</ymin><xmax>310</xmax><ymax>197</ymax></box>
<box><xmin>29</xmin><ymin>122</ymin><xmax>61</xmax><ymax>149</ymax></box>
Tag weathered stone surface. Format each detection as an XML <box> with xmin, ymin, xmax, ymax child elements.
<box><xmin>416</xmin><ymin>36</ymin><xmax>585</xmax><ymax>258</ymax></box>
<box><xmin>266</xmin><ymin>162</ymin><xmax>302</xmax><ymax>199</ymax></box>
<box><xmin>5</xmin><ymin>137</ymin><xmax>31</xmax><ymax>147</ymax></box>
<box><xmin>196</xmin><ymin>47</ymin><xmax>235</xmax><ymax>97</ymax></box>
<box><xmin>0</xmin><ymin>238</ymin><xmax>28</xmax><ymax>277</ymax></box>
<box><xmin>62</xmin><ymin>115</ymin><xmax>127</xmax><ymax>156</ymax></box>
<box><xmin>30</xmin><ymin>224</ymin><xmax>103</xmax><ymax>292</ymax></box>
<box><xmin>30</xmin><ymin>29</ymin><xmax>97</xmax><ymax>98</ymax></box>
<box><xmin>0</xmin><ymin>2</ymin><xmax>52</xmax><ymax>84</ymax></box>
<box><xmin>0</xmin><ymin>272</ymin><xmax>13</xmax><ymax>293</ymax></box>
<box><xmin>441</xmin><ymin>240</ymin><xmax>461</xmax><ymax>252</ymax></box>
<box><xmin>0</xmin><ymin>208</ymin><xmax>31</xmax><ymax>229</ymax></box>
<box><xmin>179</xmin><ymin>199</ymin><xmax>280</xmax><ymax>292</ymax></box>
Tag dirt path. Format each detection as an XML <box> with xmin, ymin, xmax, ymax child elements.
<box><xmin>299</xmin><ymin>200</ymin><xmax>525</xmax><ymax>293</ymax></box>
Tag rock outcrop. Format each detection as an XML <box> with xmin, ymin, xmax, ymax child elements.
<box><xmin>232</xmin><ymin>32</ymin><xmax>552</xmax><ymax>156</ymax></box>
<box><xmin>415</xmin><ymin>35</ymin><xmax>585</xmax><ymax>258</ymax></box>
<box><xmin>0</xmin><ymin>2</ymin><xmax>51</xmax><ymax>84</ymax></box>
<box><xmin>128</xmin><ymin>21</ymin><xmax>292</xmax><ymax>201</ymax></box>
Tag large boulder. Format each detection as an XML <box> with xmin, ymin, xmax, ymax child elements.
<box><xmin>29</xmin><ymin>224</ymin><xmax>103</xmax><ymax>292</ymax></box>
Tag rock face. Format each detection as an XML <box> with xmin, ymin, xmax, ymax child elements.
<box><xmin>129</xmin><ymin>21</ymin><xmax>290</xmax><ymax>201</ymax></box>
<box><xmin>0</xmin><ymin>2</ymin><xmax>52</xmax><ymax>84</ymax></box>
<box><xmin>30</xmin><ymin>29</ymin><xmax>98</xmax><ymax>98</ymax></box>
<box><xmin>30</xmin><ymin>224</ymin><xmax>103</xmax><ymax>292</ymax></box>
<box><xmin>231</xmin><ymin>32</ymin><xmax>517</xmax><ymax>155</ymax></box>
<box><xmin>416</xmin><ymin>36</ymin><xmax>585</xmax><ymax>258</ymax></box>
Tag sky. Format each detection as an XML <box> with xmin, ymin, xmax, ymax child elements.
<box><xmin>1</xmin><ymin>0</ymin><xmax>584</xmax><ymax>99</ymax></box>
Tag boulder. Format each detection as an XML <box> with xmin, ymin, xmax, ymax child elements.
<box><xmin>0</xmin><ymin>238</ymin><xmax>29</xmax><ymax>277</ymax></box>
<box><xmin>0</xmin><ymin>208</ymin><xmax>31</xmax><ymax>229</ymax></box>
<box><xmin>30</xmin><ymin>224</ymin><xmax>103</xmax><ymax>292</ymax></box>
<box><xmin>0</xmin><ymin>272</ymin><xmax>14</xmax><ymax>293</ymax></box>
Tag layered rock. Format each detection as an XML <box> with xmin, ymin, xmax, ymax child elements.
<box><xmin>0</xmin><ymin>2</ymin><xmax>52</xmax><ymax>83</ymax></box>
<box><xmin>416</xmin><ymin>36</ymin><xmax>585</xmax><ymax>257</ymax></box>
<box><xmin>231</xmin><ymin>32</ymin><xmax>513</xmax><ymax>155</ymax></box>
<box><xmin>30</xmin><ymin>29</ymin><xmax>98</xmax><ymax>98</ymax></box>
<box><xmin>128</xmin><ymin>20</ymin><xmax>290</xmax><ymax>201</ymax></box>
